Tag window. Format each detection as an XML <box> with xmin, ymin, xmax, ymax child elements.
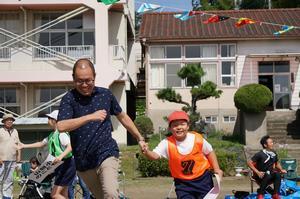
<box><xmin>223</xmin><ymin>116</ymin><xmax>236</xmax><ymax>123</ymax></box>
<box><xmin>185</xmin><ymin>45</ymin><xmax>217</xmax><ymax>58</ymax></box>
<box><xmin>221</xmin><ymin>44</ymin><xmax>236</xmax><ymax>57</ymax></box>
<box><xmin>34</xmin><ymin>13</ymin><xmax>94</xmax><ymax>46</ymax></box>
<box><xmin>205</xmin><ymin>116</ymin><xmax>218</xmax><ymax>123</ymax></box>
<box><xmin>0</xmin><ymin>88</ymin><xmax>20</xmax><ymax>117</ymax></box>
<box><xmin>35</xmin><ymin>87</ymin><xmax>69</xmax><ymax>117</ymax></box>
<box><xmin>259</xmin><ymin>61</ymin><xmax>290</xmax><ymax>73</ymax></box>
<box><xmin>150</xmin><ymin>64</ymin><xmax>165</xmax><ymax>88</ymax></box>
<box><xmin>221</xmin><ymin>61</ymin><xmax>235</xmax><ymax>86</ymax></box>
<box><xmin>166</xmin><ymin>64</ymin><xmax>181</xmax><ymax>87</ymax></box>
<box><xmin>150</xmin><ymin>46</ymin><xmax>181</xmax><ymax>59</ymax></box>
<box><xmin>201</xmin><ymin>63</ymin><xmax>217</xmax><ymax>84</ymax></box>
<box><xmin>0</xmin><ymin>13</ymin><xmax>20</xmax><ymax>48</ymax></box>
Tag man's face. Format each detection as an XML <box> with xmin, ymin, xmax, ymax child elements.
<box><xmin>3</xmin><ymin>118</ymin><xmax>14</xmax><ymax>129</ymax></box>
<box><xmin>265</xmin><ymin>138</ymin><xmax>274</xmax><ymax>150</ymax></box>
<box><xmin>169</xmin><ymin>119</ymin><xmax>189</xmax><ymax>141</ymax></box>
<box><xmin>73</xmin><ymin>65</ymin><xmax>95</xmax><ymax>96</ymax></box>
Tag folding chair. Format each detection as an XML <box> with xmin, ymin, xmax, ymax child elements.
<box><xmin>280</xmin><ymin>158</ymin><xmax>300</xmax><ymax>181</ymax></box>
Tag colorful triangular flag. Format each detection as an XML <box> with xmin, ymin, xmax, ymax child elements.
<box><xmin>274</xmin><ymin>25</ymin><xmax>295</xmax><ymax>35</ymax></box>
<box><xmin>235</xmin><ymin>17</ymin><xmax>256</xmax><ymax>27</ymax></box>
<box><xmin>97</xmin><ymin>0</ymin><xmax>119</xmax><ymax>5</ymax></box>
<box><xmin>203</xmin><ymin>15</ymin><xmax>230</xmax><ymax>24</ymax></box>
<box><xmin>137</xmin><ymin>3</ymin><xmax>161</xmax><ymax>14</ymax></box>
<box><xmin>174</xmin><ymin>11</ymin><xmax>194</xmax><ymax>21</ymax></box>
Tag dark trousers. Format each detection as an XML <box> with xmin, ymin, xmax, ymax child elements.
<box><xmin>256</xmin><ymin>172</ymin><xmax>281</xmax><ymax>195</ymax></box>
<box><xmin>174</xmin><ymin>170</ymin><xmax>213</xmax><ymax>199</ymax></box>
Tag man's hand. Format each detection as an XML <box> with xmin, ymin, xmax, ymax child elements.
<box><xmin>90</xmin><ymin>110</ymin><xmax>107</xmax><ymax>121</ymax></box>
<box><xmin>256</xmin><ymin>171</ymin><xmax>265</xmax><ymax>178</ymax></box>
<box><xmin>138</xmin><ymin>140</ymin><xmax>148</xmax><ymax>154</ymax></box>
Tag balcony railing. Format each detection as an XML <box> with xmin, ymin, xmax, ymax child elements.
<box><xmin>32</xmin><ymin>45</ymin><xmax>94</xmax><ymax>61</ymax></box>
<box><xmin>0</xmin><ymin>47</ymin><xmax>11</xmax><ymax>61</ymax></box>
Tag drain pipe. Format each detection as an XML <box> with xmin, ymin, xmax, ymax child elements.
<box><xmin>20</xmin><ymin>6</ymin><xmax>27</xmax><ymax>46</ymax></box>
<box><xmin>20</xmin><ymin>83</ymin><xmax>28</xmax><ymax>115</ymax></box>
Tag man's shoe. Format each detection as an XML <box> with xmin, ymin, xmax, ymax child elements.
<box><xmin>257</xmin><ymin>194</ymin><xmax>264</xmax><ymax>199</ymax></box>
<box><xmin>272</xmin><ymin>193</ymin><xmax>281</xmax><ymax>199</ymax></box>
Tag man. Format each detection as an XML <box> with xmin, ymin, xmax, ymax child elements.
<box><xmin>0</xmin><ymin>113</ymin><xmax>21</xmax><ymax>199</ymax></box>
<box><xmin>57</xmin><ymin>58</ymin><xmax>146</xmax><ymax>199</ymax></box>
<box><xmin>248</xmin><ymin>135</ymin><xmax>287</xmax><ymax>199</ymax></box>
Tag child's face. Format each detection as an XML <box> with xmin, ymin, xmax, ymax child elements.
<box><xmin>31</xmin><ymin>162</ymin><xmax>38</xmax><ymax>169</ymax></box>
<box><xmin>169</xmin><ymin>119</ymin><xmax>189</xmax><ymax>141</ymax></box>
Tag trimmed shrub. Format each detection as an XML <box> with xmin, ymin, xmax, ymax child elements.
<box><xmin>234</xmin><ymin>83</ymin><xmax>272</xmax><ymax>113</ymax></box>
<box><xmin>134</xmin><ymin>116</ymin><xmax>154</xmax><ymax>140</ymax></box>
<box><xmin>137</xmin><ymin>155</ymin><xmax>170</xmax><ymax>177</ymax></box>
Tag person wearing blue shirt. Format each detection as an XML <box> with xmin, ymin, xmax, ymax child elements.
<box><xmin>57</xmin><ymin>58</ymin><xmax>146</xmax><ymax>199</ymax></box>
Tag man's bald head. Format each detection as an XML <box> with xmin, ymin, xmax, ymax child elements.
<box><xmin>72</xmin><ymin>58</ymin><xmax>96</xmax><ymax>79</ymax></box>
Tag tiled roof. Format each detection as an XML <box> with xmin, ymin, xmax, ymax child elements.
<box><xmin>139</xmin><ymin>8</ymin><xmax>300</xmax><ymax>42</ymax></box>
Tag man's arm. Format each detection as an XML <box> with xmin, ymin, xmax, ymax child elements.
<box><xmin>207</xmin><ymin>151</ymin><xmax>223</xmax><ymax>179</ymax></box>
<box><xmin>275</xmin><ymin>162</ymin><xmax>287</xmax><ymax>174</ymax></box>
<box><xmin>116</xmin><ymin>112</ymin><xmax>147</xmax><ymax>152</ymax></box>
<box><xmin>57</xmin><ymin>110</ymin><xmax>107</xmax><ymax>132</ymax></box>
<box><xmin>248</xmin><ymin>160</ymin><xmax>265</xmax><ymax>178</ymax></box>
<box><xmin>16</xmin><ymin>149</ymin><xmax>21</xmax><ymax>162</ymax></box>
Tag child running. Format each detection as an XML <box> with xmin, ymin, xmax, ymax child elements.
<box><xmin>143</xmin><ymin>111</ymin><xmax>223</xmax><ymax>199</ymax></box>
<box><xmin>18</xmin><ymin>110</ymin><xmax>76</xmax><ymax>199</ymax></box>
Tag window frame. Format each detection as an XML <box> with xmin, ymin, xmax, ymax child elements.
<box><xmin>204</xmin><ymin>115</ymin><xmax>218</xmax><ymax>124</ymax></box>
<box><xmin>220</xmin><ymin>44</ymin><xmax>236</xmax><ymax>58</ymax></box>
<box><xmin>220</xmin><ymin>61</ymin><xmax>236</xmax><ymax>87</ymax></box>
<box><xmin>223</xmin><ymin>115</ymin><xmax>236</xmax><ymax>123</ymax></box>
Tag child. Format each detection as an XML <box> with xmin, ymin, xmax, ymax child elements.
<box><xmin>29</xmin><ymin>156</ymin><xmax>40</xmax><ymax>173</ymax></box>
<box><xmin>143</xmin><ymin>111</ymin><xmax>223</xmax><ymax>198</ymax></box>
<box><xmin>18</xmin><ymin>110</ymin><xmax>76</xmax><ymax>199</ymax></box>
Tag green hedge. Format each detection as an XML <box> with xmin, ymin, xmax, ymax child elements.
<box><xmin>137</xmin><ymin>155</ymin><xmax>170</xmax><ymax>177</ymax></box>
<box><xmin>234</xmin><ymin>83</ymin><xmax>272</xmax><ymax>113</ymax></box>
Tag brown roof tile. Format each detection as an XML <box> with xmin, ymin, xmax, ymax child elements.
<box><xmin>139</xmin><ymin>8</ymin><xmax>300</xmax><ymax>42</ymax></box>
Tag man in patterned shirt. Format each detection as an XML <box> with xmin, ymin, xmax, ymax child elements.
<box><xmin>57</xmin><ymin>58</ymin><xmax>146</xmax><ymax>199</ymax></box>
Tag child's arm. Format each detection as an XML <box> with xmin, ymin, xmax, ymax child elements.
<box><xmin>18</xmin><ymin>141</ymin><xmax>46</xmax><ymax>149</ymax></box>
<box><xmin>52</xmin><ymin>143</ymin><xmax>72</xmax><ymax>165</ymax></box>
<box><xmin>207</xmin><ymin>151</ymin><xmax>223</xmax><ymax>179</ymax></box>
<box><xmin>143</xmin><ymin>148</ymin><xmax>160</xmax><ymax>160</ymax></box>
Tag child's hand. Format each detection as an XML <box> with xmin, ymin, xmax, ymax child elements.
<box><xmin>17</xmin><ymin>142</ymin><xmax>24</xmax><ymax>150</ymax></box>
<box><xmin>52</xmin><ymin>156</ymin><xmax>63</xmax><ymax>165</ymax></box>
<box><xmin>214</xmin><ymin>169</ymin><xmax>223</xmax><ymax>181</ymax></box>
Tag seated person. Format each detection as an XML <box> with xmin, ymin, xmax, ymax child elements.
<box><xmin>29</xmin><ymin>156</ymin><xmax>40</xmax><ymax>173</ymax></box>
<box><xmin>248</xmin><ymin>135</ymin><xmax>287</xmax><ymax>199</ymax></box>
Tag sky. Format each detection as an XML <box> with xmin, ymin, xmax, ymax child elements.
<box><xmin>135</xmin><ymin>0</ymin><xmax>193</xmax><ymax>12</ymax></box>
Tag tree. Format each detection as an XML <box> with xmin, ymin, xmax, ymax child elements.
<box><xmin>199</xmin><ymin>0</ymin><xmax>234</xmax><ymax>10</ymax></box>
<box><xmin>272</xmin><ymin>0</ymin><xmax>300</xmax><ymax>8</ymax></box>
<box><xmin>156</xmin><ymin>63</ymin><xmax>222</xmax><ymax>131</ymax></box>
<box><xmin>240</xmin><ymin>0</ymin><xmax>266</xmax><ymax>9</ymax></box>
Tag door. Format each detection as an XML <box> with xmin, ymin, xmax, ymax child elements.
<box><xmin>274</xmin><ymin>75</ymin><xmax>290</xmax><ymax>109</ymax></box>
<box><xmin>258</xmin><ymin>75</ymin><xmax>273</xmax><ymax>111</ymax></box>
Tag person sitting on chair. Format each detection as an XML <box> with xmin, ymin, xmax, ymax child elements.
<box><xmin>29</xmin><ymin>156</ymin><xmax>40</xmax><ymax>173</ymax></box>
<box><xmin>248</xmin><ymin>135</ymin><xmax>287</xmax><ymax>199</ymax></box>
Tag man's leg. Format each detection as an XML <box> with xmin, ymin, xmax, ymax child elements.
<box><xmin>96</xmin><ymin>156</ymin><xmax>119</xmax><ymax>199</ymax></box>
<box><xmin>272</xmin><ymin>172</ymin><xmax>281</xmax><ymax>194</ymax></box>
<box><xmin>78</xmin><ymin>168</ymin><xmax>103</xmax><ymax>199</ymax></box>
<box><xmin>2</xmin><ymin>161</ymin><xmax>15</xmax><ymax>199</ymax></box>
<box><xmin>257</xmin><ymin>173</ymin><xmax>273</xmax><ymax>195</ymax></box>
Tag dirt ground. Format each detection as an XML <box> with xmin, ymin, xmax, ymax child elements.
<box><xmin>123</xmin><ymin>176</ymin><xmax>258</xmax><ymax>199</ymax></box>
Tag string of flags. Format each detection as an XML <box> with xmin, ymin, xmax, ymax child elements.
<box><xmin>136</xmin><ymin>2</ymin><xmax>299</xmax><ymax>36</ymax></box>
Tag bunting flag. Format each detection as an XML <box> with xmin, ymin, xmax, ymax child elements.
<box><xmin>235</xmin><ymin>17</ymin><xmax>256</xmax><ymax>27</ymax></box>
<box><xmin>174</xmin><ymin>11</ymin><xmax>194</xmax><ymax>21</ymax></box>
<box><xmin>97</xmin><ymin>0</ymin><xmax>119</xmax><ymax>5</ymax></box>
<box><xmin>137</xmin><ymin>3</ymin><xmax>161</xmax><ymax>14</ymax></box>
<box><xmin>203</xmin><ymin>15</ymin><xmax>230</xmax><ymax>24</ymax></box>
<box><xmin>274</xmin><ymin>25</ymin><xmax>295</xmax><ymax>35</ymax></box>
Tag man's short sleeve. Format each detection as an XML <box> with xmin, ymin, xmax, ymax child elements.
<box><xmin>58</xmin><ymin>92</ymin><xmax>74</xmax><ymax>121</ymax></box>
<box><xmin>109</xmin><ymin>91</ymin><xmax>122</xmax><ymax>116</ymax></box>
<box><xmin>251</xmin><ymin>152</ymin><xmax>260</xmax><ymax>162</ymax></box>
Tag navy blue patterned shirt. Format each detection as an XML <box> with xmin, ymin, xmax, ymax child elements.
<box><xmin>57</xmin><ymin>87</ymin><xmax>122</xmax><ymax>171</ymax></box>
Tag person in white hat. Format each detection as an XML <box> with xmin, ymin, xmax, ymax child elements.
<box><xmin>0</xmin><ymin>113</ymin><xmax>21</xmax><ymax>199</ymax></box>
<box><xmin>18</xmin><ymin>110</ymin><xmax>76</xmax><ymax>199</ymax></box>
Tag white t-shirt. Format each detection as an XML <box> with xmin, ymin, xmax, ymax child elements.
<box><xmin>153</xmin><ymin>132</ymin><xmax>213</xmax><ymax>159</ymax></box>
<box><xmin>42</xmin><ymin>132</ymin><xmax>70</xmax><ymax>150</ymax></box>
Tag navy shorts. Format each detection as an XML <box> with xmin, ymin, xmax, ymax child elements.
<box><xmin>54</xmin><ymin>157</ymin><xmax>76</xmax><ymax>186</ymax></box>
<box><xmin>174</xmin><ymin>170</ymin><xmax>214</xmax><ymax>199</ymax></box>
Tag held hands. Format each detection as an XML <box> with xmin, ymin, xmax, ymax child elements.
<box><xmin>90</xmin><ymin>110</ymin><xmax>107</xmax><ymax>121</ymax></box>
<box><xmin>138</xmin><ymin>140</ymin><xmax>148</xmax><ymax>154</ymax></box>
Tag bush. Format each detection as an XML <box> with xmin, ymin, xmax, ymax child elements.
<box><xmin>234</xmin><ymin>83</ymin><xmax>272</xmax><ymax>113</ymax></box>
<box><xmin>137</xmin><ymin>155</ymin><xmax>170</xmax><ymax>177</ymax></box>
<box><xmin>134</xmin><ymin>116</ymin><xmax>154</xmax><ymax>140</ymax></box>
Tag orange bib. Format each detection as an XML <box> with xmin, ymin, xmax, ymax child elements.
<box><xmin>167</xmin><ymin>132</ymin><xmax>211</xmax><ymax>180</ymax></box>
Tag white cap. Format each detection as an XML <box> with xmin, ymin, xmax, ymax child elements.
<box><xmin>45</xmin><ymin>110</ymin><xmax>59</xmax><ymax>120</ymax></box>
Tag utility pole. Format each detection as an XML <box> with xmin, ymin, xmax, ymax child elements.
<box><xmin>268</xmin><ymin>0</ymin><xmax>272</xmax><ymax>9</ymax></box>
